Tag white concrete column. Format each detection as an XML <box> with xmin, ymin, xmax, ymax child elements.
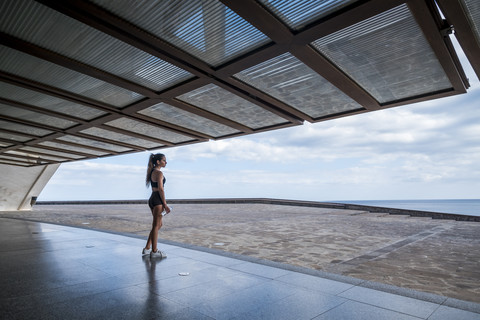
<box><xmin>0</xmin><ymin>163</ymin><xmax>60</xmax><ymax>211</ymax></box>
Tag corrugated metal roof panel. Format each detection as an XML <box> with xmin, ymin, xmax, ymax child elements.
<box><xmin>234</xmin><ymin>52</ymin><xmax>362</xmax><ymax>118</ymax></box>
<box><xmin>0</xmin><ymin>45</ymin><xmax>142</xmax><ymax>108</ymax></box>
<box><xmin>91</xmin><ymin>0</ymin><xmax>270</xmax><ymax>67</ymax></box>
<box><xmin>177</xmin><ymin>84</ymin><xmax>287</xmax><ymax>129</ymax></box>
<box><xmin>0</xmin><ymin>82</ymin><xmax>104</xmax><ymax>121</ymax></box>
<box><xmin>0</xmin><ymin>0</ymin><xmax>194</xmax><ymax>91</ymax></box>
<box><xmin>311</xmin><ymin>4</ymin><xmax>452</xmax><ymax>103</ymax></box>
<box><xmin>138</xmin><ymin>102</ymin><xmax>239</xmax><ymax>138</ymax></box>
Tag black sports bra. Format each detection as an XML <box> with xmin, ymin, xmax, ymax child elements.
<box><xmin>151</xmin><ymin>170</ymin><xmax>166</xmax><ymax>188</ymax></box>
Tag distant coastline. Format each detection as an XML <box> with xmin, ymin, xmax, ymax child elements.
<box><xmin>36</xmin><ymin>198</ymin><xmax>480</xmax><ymax>222</ymax></box>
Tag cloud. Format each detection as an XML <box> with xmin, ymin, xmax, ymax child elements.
<box><xmin>169</xmin><ymin>137</ymin><xmax>300</xmax><ymax>163</ymax></box>
<box><xmin>40</xmin><ymin>160</ymin><xmax>150</xmax><ymax>200</ymax></box>
<box><xmin>61</xmin><ymin>161</ymin><xmax>144</xmax><ymax>173</ymax></box>
<box><xmin>169</xmin><ymin>86</ymin><xmax>480</xmax><ymax>168</ymax></box>
<box><xmin>47</xmin><ymin>161</ymin><xmax>145</xmax><ymax>186</ymax></box>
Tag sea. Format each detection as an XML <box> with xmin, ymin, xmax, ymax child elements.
<box><xmin>335</xmin><ymin>199</ymin><xmax>480</xmax><ymax>217</ymax></box>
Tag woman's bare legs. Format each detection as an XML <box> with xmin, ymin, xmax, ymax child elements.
<box><xmin>145</xmin><ymin>205</ymin><xmax>163</xmax><ymax>252</ymax></box>
<box><xmin>145</xmin><ymin>209</ymin><xmax>153</xmax><ymax>250</ymax></box>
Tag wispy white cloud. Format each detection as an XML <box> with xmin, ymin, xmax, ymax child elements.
<box><xmin>61</xmin><ymin>161</ymin><xmax>144</xmax><ymax>173</ymax></box>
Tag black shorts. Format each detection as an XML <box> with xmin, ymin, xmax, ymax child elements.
<box><xmin>148</xmin><ymin>192</ymin><xmax>165</xmax><ymax>210</ymax></box>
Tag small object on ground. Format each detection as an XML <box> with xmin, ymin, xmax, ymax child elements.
<box><xmin>178</xmin><ymin>272</ymin><xmax>190</xmax><ymax>276</ymax></box>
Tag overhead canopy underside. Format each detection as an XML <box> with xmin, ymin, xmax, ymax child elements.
<box><xmin>1</xmin><ymin>0</ymin><xmax>479</xmax><ymax>167</ymax></box>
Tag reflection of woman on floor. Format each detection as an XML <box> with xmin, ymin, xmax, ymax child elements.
<box><xmin>143</xmin><ymin>153</ymin><xmax>170</xmax><ymax>258</ymax></box>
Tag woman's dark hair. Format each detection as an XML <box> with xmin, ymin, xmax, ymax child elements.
<box><xmin>146</xmin><ymin>153</ymin><xmax>165</xmax><ymax>187</ymax></box>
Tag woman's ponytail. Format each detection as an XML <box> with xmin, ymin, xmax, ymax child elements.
<box><xmin>145</xmin><ymin>154</ymin><xmax>154</xmax><ymax>187</ymax></box>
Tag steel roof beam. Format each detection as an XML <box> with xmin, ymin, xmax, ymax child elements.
<box><xmin>436</xmin><ymin>0</ymin><xmax>480</xmax><ymax>81</ymax></box>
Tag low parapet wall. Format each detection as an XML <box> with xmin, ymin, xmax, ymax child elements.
<box><xmin>36</xmin><ymin>198</ymin><xmax>479</xmax><ymax>222</ymax></box>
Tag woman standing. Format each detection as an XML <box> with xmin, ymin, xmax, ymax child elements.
<box><xmin>143</xmin><ymin>153</ymin><xmax>170</xmax><ymax>258</ymax></box>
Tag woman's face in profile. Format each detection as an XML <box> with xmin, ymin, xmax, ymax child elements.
<box><xmin>158</xmin><ymin>157</ymin><xmax>167</xmax><ymax>168</ymax></box>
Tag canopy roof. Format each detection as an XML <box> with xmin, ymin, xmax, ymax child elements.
<box><xmin>1</xmin><ymin>0</ymin><xmax>479</xmax><ymax>167</ymax></box>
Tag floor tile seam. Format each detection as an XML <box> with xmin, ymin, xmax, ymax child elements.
<box><xmin>155</xmin><ymin>304</ymin><xmax>215</xmax><ymax>320</ymax></box>
<box><xmin>339</xmin><ymin>281</ymin><xmax>448</xmax><ymax>305</ymax></box>
<box><xmin>81</xmin><ymin>276</ymin><xmax>153</xmax><ymax>296</ymax></box>
<box><xmin>197</xmin><ymin>273</ymin><xmax>272</xmax><ymax>294</ymax></box>
<box><xmin>161</xmin><ymin>284</ymin><xmax>243</xmax><ymax>312</ymax></box>
<box><xmin>314</xmin><ymin>299</ymin><xmax>350</xmax><ymax>318</ymax></box>
<box><xmin>149</xmin><ymin>282</ymin><xmax>205</xmax><ymax>301</ymax></box>
<box><xmin>440</xmin><ymin>297</ymin><xmax>480</xmax><ymax>315</ymax></box>
<box><xmin>223</xmin><ymin>278</ymin><xmax>298</xmax><ymax>301</ymax></box>
<box><xmin>130</xmin><ymin>273</ymin><xmax>178</xmax><ymax>287</ymax></box>
<box><xmin>184</xmin><ymin>256</ymin><xmax>253</xmax><ymax>269</ymax></box>
<box><xmin>333</xmin><ymin>295</ymin><xmax>434</xmax><ymax>319</ymax></box>
<box><xmin>157</xmin><ymin>263</ymin><xmax>244</xmax><ymax>282</ymax></box>
<box><xmin>271</xmin><ymin>276</ymin><xmax>358</xmax><ymax>299</ymax></box>
<box><xmin>427</xmin><ymin>303</ymin><xmax>445</xmax><ymax>320</ymax></box>
<box><xmin>80</xmin><ymin>262</ymin><xmax>128</xmax><ymax>278</ymax></box>
<box><xmin>178</xmin><ymin>303</ymin><xmax>218</xmax><ymax>320</ymax></box>
<box><xmin>223</xmin><ymin>268</ymin><xmax>281</xmax><ymax>281</ymax></box>
<box><xmin>156</xmin><ymin>279</ymin><xmax>253</xmax><ymax>306</ymax></box>
<box><xmin>229</xmin><ymin>291</ymin><xmax>311</xmax><ymax>319</ymax></box>
<box><xmin>290</xmin><ymin>280</ymin><xmax>354</xmax><ymax>300</ymax></box>
<box><xmin>335</xmin><ymin>279</ymin><xmax>368</xmax><ymax>297</ymax></box>
<box><xmin>224</xmin><ymin>263</ymin><xmax>293</xmax><ymax>281</ymax></box>
<box><xmin>184</xmin><ymin>307</ymin><xmax>215</xmax><ymax>320</ymax></box>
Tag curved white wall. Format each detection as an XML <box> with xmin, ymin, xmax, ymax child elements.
<box><xmin>0</xmin><ymin>163</ymin><xmax>60</xmax><ymax>211</ymax></box>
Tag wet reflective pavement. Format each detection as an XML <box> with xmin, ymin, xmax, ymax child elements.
<box><xmin>1</xmin><ymin>217</ymin><xmax>479</xmax><ymax>319</ymax></box>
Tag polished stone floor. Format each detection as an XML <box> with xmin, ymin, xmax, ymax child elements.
<box><xmin>1</xmin><ymin>217</ymin><xmax>479</xmax><ymax>320</ymax></box>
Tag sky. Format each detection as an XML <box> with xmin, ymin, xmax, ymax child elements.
<box><xmin>38</xmin><ymin>41</ymin><xmax>480</xmax><ymax>202</ymax></box>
